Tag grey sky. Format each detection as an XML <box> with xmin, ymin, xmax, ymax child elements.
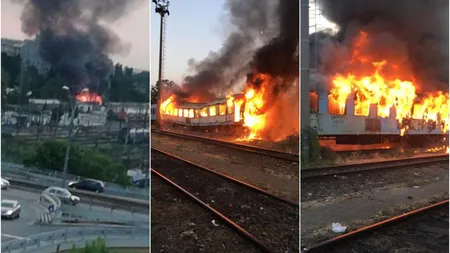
<box><xmin>1</xmin><ymin>0</ymin><xmax>149</xmax><ymax>71</ymax></box>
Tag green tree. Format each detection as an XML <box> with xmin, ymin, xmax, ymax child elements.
<box><xmin>109</xmin><ymin>64</ymin><xmax>149</xmax><ymax>102</ymax></box>
<box><xmin>23</xmin><ymin>140</ymin><xmax>130</xmax><ymax>186</ymax></box>
<box><xmin>1</xmin><ymin>67</ymin><xmax>11</xmax><ymax>87</ymax></box>
<box><xmin>151</xmin><ymin>79</ymin><xmax>176</xmax><ymax>104</ymax></box>
<box><xmin>1</xmin><ymin>53</ymin><xmax>21</xmax><ymax>88</ymax></box>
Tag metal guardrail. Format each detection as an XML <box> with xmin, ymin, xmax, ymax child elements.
<box><xmin>1</xmin><ymin>162</ymin><xmax>149</xmax><ymax>200</ymax></box>
<box><xmin>1</xmin><ymin>227</ymin><xmax>146</xmax><ymax>253</ymax></box>
<box><xmin>6</xmin><ymin>178</ymin><xmax>149</xmax><ymax>214</ymax></box>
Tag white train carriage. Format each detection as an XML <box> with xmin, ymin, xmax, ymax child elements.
<box><xmin>160</xmin><ymin>96</ymin><xmax>245</xmax><ymax>127</ymax></box>
<box><xmin>310</xmin><ymin>90</ymin><xmax>449</xmax><ymax>146</ymax></box>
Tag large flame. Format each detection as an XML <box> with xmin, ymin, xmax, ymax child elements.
<box><xmin>328</xmin><ymin>31</ymin><xmax>449</xmax><ymax>134</ymax></box>
<box><xmin>159</xmin><ymin>73</ymin><xmax>296</xmax><ymax>141</ymax></box>
<box><xmin>76</xmin><ymin>92</ymin><xmax>102</xmax><ymax>105</ymax></box>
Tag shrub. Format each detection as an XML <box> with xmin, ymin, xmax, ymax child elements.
<box><xmin>301</xmin><ymin>127</ymin><xmax>321</xmax><ymax>164</ymax></box>
<box><xmin>23</xmin><ymin>140</ymin><xmax>131</xmax><ymax>186</ymax></box>
<box><xmin>70</xmin><ymin>238</ymin><xmax>109</xmax><ymax>253</ymax></box>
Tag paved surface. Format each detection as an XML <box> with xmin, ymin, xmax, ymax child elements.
<box><xmin>1</xmin><ymin>188</ymin><xmax>149</xmax><ymax>243</ymax></box>
<box><xmin>301</xmin><ymin>179</ymin><xmax>449</xmax><ymax>233</ymax></box>
<box><xmin>1</xmin><ymin>188</ymin><xmax>47</xmax><ymax>241</ymax></box>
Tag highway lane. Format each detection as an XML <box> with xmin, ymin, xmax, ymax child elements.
<box><xmin>1</xmin><ymin>187</ymin><xmax>149</xmax><ymax>243</ymax></box>
<box><xmin>1</xmin><ymin>188</ymin><xmax>47</xmax><ymax>242</ymax></box>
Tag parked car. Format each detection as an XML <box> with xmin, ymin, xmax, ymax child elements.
<box><xmin>43</xmin><ymin>187</ymin><xmax>80</xmax><ymax>206</ymax></box>
<box><xmin>1</xmin><ymin>200</ymin><xmax>21</xmax><ymax>219</ymax></box>
<box><xmin>1</xmin><ymin>177</ymin><xmax>10</xmax><ymax>190</ymax></box>
<box><xmin>68</xmin><ymin>179</ymin><xmax>105</xmax><ymax>193</ymax></box>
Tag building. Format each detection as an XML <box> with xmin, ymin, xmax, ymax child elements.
<box><xmin>1</xmin><ymin>38</ymin><xmax>51</xmax><ymax>75</ymax></box>
<box><xmin>20</xmin><ymin>39</ymin><xmax>51</xmax><ymax>75</ymax></box>
<box><xmin>1</xmin><ymin>38</ymin><xmax>24</xmax><ymax>56</ymax></box>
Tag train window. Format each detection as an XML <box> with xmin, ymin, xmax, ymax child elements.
<box><xmin>194</xmin><ymin>109</ymin><xmax>199</xmax><ymax>118</ymax></box>
<box><xmin>174</xmin><ymin>108</ymin><xmax>178</xmax><ymax>116</ymax></box>
<box><xmin>209</xmin><ymin>105</ymin><xmax>217</xmax><ymax>116</ymax></box>
<box><xmin>188</xmin><ymin>109</ymin><xmax>194</xmax><ymax>118</ymax></box>
<box><xmin>200</xmin><ymin>108</ymin><xmax>208</xmax><ymax>117</ymax></box>
<box><xmin>183</xmin><ymin>109</ymin><xmax>189</xmax><ymax>117</ymax></box>
<box><xmin>328</xmin><ymin>94</ymin><xmax>345</xmax><ymax>115</ymax></box>
<box><xmin>178</xmin><ymin>109</ymin><xmax>183</xmax><ymax>117</ymax></box>
<box><xmin>219</xmin><ymin>104</ymin><xmax>226</xmax><ymax>115</ymax></box>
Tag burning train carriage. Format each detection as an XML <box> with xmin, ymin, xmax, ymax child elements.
<box><xmin>160</xmin><ymin>94</ymin><xmax>245</xmax><ymax>128</ymax></box>
<box><xmin>309</xmin><ymin>89</ymin><xmax>449</xmax><ymax>146</ymax></box>
<box><xmin>158</xmin><ymin>95</ymin><xmax>243</xmax><ymax>127</ymax></box>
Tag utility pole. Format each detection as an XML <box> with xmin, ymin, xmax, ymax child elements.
<box><xmin>61</xmin><ymin>86</ymin><xmax>89</xmax><ymax>188</ymax></box>
<box><xmin>300</xmin><ymin>0</ymin><xmax>310</xmax><ymax>164</ymax></box>
<box><xmin>153</xmin><ymin>0</ymin><xmax>170</xmax><ymax>129</ymax></box>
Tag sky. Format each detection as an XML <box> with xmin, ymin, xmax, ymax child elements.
<box><xmin>151</xmin><ymin>0</ymin><xmax>225</xmax><ymax>86</ymax></box>
<box><xmin>1</xmin><ymin>0</ymin><xmax>149</xmax><ymax>71</ymax></box>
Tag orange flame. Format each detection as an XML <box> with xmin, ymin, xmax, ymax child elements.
<box><xmin>76</xmin><ymin>92</ymin><xmax>102</xmax><ymax>105</ymax></box>
<box><xmin>160</xmin><ymin>95</ymin><xmax>175</xmax><ymax>117</ymax></box>
<box><xmin>328</xmin><ymin>31</ymin><xmax>449</xmax><ymax>133</ymax></box>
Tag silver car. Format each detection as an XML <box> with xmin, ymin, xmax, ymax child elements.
<box><xmin>43</xmin><ymin>187</ymin><xmax>80</xmax><ymax>206</ymax></box>
<box><xmin>1</xmin><ymin>200</ymin><xmax>21</xmax><ymax>219</ymax></box>
<box><xmin>1</xmin><ymin>177</ymin><xmax>10</xmax><ymax>190</ymax></box>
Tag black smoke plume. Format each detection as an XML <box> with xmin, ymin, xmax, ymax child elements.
<box><xmin>179</xmin><ymin>0</ymin><xmax>299</xmax><ymax>102</ymax></box>
<box><xmin>16</xmin><ymin>0</ymin><xmax>141</xmax><ymax>94</ymax></box>
<box><xmin>313</xmin><ymin>0</ymin><xmax>449</xmax><ymax>92</ymax></box>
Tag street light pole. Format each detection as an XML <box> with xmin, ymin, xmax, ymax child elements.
<box><xmin>62</xmin><ymin>100</ymin><xmax>76</xmax><ymax>188</ymax></box>
<box><xmin>61</xmin><ymin>86</ymin><xmax>88</xmax><ymax>188</ymax></box>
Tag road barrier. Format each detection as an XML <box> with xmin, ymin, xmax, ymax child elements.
<box><xmin>35</xmin><ymin>192</ymin><xmax>62</xmax><ymax>224</ymax></box>
<box><xmin>8</xmin><ymin>178</ymin><xmax>149</xmax><ymax>214</ymax></box>
<box><xmin>35</xmin><ymin>213</ymin><xmax>53</xmax><ymax>224</ymax></box>
<box><xmin>1</xmin><ymin>227</ymin><xmax>148</xmax><ymax>253</ymax></box>
<box><xmin>1</xmin><ymin>162</ymin><xmax>149</xmax><ymax>200</ymax></box>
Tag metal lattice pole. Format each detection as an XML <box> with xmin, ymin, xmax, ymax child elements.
<box><xmin>153</xmin><ymin>0</ymin><xmax>170</xmax><ymax>129</ymax></box>
<box><xmin>301</xmin><ymin>0</ymin><xmax>311</xmax><ymax>164</ymax></box>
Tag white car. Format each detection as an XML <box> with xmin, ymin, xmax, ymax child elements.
<box><xmin>1</xmin><ymin>177</ymin><xmax>10</xmax><ymax>190</ymax></box>
<box><xmin>1</xmin><ymin>200</ymin><xmax>21</xmax><ymax>219</ymax></box>
<box><xmin>43</xmin><ymin>187</ymin><xmax>80</xmax><ymax>206</ymax></box>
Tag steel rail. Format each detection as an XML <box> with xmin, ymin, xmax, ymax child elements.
<box><xmin>151</xmin><ymin>129</ymin><xmax>299</xmax><ymax>162</ymax></box>
<box><xmin>151</xmin><ymin>147</ymin><xmax>298</xmax><ymax>206</ymax></box>
<box><xmin>152</xmin><ymin>168</ymin><xmax>274</xmax><ymax>253</ymax></box>
<box><xmin>301</xmin><ymin>154</ymin><xmax>449</xmax><ymax>179</ymax></box>
<box><xmin>302</xmin><ymin>199</ymin><xmax>449</xmax><ymax>252</ymax></box>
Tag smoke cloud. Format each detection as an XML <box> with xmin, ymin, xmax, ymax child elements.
<box><xmin>15</xmin><ymin>0</ymin><xmax>142</xmax><ymax>94</ymax></box>
<box><xmin>179</xmin><ymin>0</ymin><xmax>298</xmax><ymax>102</ymax></box>
<box><xmin>313</xmin><ymin>0</ymin><xmax>449</xmax><ymax>92</ymax></box>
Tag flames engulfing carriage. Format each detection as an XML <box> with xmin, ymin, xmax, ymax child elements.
<box><xmin>156</xmin><ymin>94</ymin><xmax>247</xmax><ymax>133</ymax></box>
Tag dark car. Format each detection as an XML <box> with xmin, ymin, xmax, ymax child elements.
<box><xmin>68</xmin><ymin>179</ymin><xmax>105</xmax><ymax>193</ymax></box>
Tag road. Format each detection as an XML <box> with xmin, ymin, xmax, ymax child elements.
<box><xmin>1</xmin><ymin>187</ymin><xmax>149</xmax><ymax>243</ymax></box>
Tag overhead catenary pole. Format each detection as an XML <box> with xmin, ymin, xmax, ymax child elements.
<box><xmin>153</xmin><ymin>0</ymin><xmax>170</xmax><ymax>129</ymax></box>
<box><xmin>300</xmin><ymin>0</ymin><xmax>310</xmax><ymax>164</ymax></box>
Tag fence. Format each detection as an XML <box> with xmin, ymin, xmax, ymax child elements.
<box><xmin>1</xmin><ymin>227</ymin><xmax>148</xmax><ymax>253</ymax></box>
<box><xmin>6</xmin><ymin>177</ymin><xmax>149</xmax><ymax>214</ymax></box>
<box><xmin>1</xmin><ymin>162</ymin><xmax>149</xmax><ymax>200</ymax></box>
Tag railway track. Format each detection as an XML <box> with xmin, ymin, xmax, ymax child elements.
<box><xmin>152</xmin><ymin>175</ymin><xmax>263</xmax><ymax>252</ymax></box>
<box><xmin>151</xmin><ymin>147</ymin><xmax>299</xmax><ymax>253</ymax></box>
<box><xmin>151</xmin><ymin>129</ymin><xmax>299</xmax><ymax>163</ymax></box>
<box><xmin>301</xmin><ymin>154</ymin><xmax>449</xmax><ymax>180</ymax></box>
<box><xmin>303</xmin><ymin>200</ymin><xmax>449</xmax><ymax>253</ymax></box>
